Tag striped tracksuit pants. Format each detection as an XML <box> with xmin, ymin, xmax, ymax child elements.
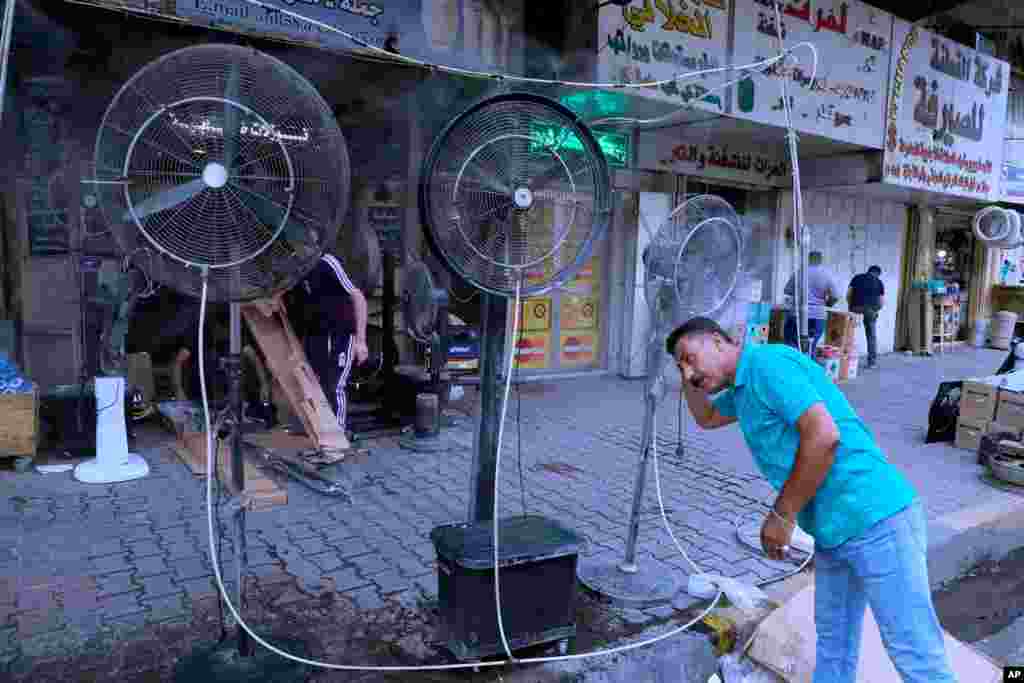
<box><xmin>303</xmin><ymin>331</ymin><xmax>355</xmax><ymax>429</ymax></box>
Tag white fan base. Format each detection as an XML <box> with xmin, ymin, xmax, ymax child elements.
<box><xmin>74</xmin><ymin>453</ymin><xmax>149</xmax><ymax>484</ymax></box>
<box><xmin>73</xmin><ymin>376</ymin><xmax>150</xmax><ymax>485</ymax></box>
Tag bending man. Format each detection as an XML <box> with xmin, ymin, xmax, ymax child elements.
<box><xmin>668</xmin><ymin>316</ymin><xmax>955</xmax><ymax>683</ymax></box>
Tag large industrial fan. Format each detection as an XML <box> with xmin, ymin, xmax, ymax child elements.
<box><xmin>577</xmin><ymin>194</ymin><xmax>745</xmax><ymax>604</ymax></box>
<box><xmin>92</xmin><ymin>43</ymin><xmax>349</xmax><ymax>681</ymax></box>
<box><xmin>420</xmin><ymin>91</ymin><xmax>612</xmax><ymax>660</ymax></box>
<box><xmin>396</xmin><ymin>260</ymin><xmax>452</xmax><ymax>451</ymax></box>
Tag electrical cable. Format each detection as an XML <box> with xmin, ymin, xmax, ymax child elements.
<box><xmin>238</xmin><ymin>0</ymin><xmax>817</xmax><ymax>120</ymax></box>
<box><xmin>186</xmin><ymin>6</ymin><xmax>818</xmax><ymax>668</ymax></box>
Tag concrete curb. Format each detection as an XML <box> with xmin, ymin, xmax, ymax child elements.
<box><xmin>928</xmin><ymin>495</ymin><xmax>1024</xmax><ymax>589</ymax></box>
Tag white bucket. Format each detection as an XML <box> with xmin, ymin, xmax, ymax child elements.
<box><xmin>994</xmin><ymin>311</ymin><xmax>1018</xmax><ymax>337</ymax></box>
<box><xmin>973</xmin><ymin>319</ymin><xmax>990</xmax><ymax>347</ymax></box>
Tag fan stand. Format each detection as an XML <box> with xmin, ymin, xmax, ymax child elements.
<box><xmin>174</xmin><ymin>302</ymin><xmax>310</xmax><ymax>682</ymax></box>
<box><xmin>577</xmin><ymin>338</ymin><xmax>678</xmax><ymax>604</ymax></box>
<box><xmin>73</xmin><ymin>376</ymin><xmax>150</xmax><ymax>484</ymax></box>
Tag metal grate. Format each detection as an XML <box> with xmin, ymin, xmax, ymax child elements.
<box><xmin>419</xmin><ymin>93</ymin><xmax>612</xmax><ymax>298</ymax></box>
<box><xmin>93</xmin><ymin>44</ymin><xmax>350</xmax><ymax>303</ymax></box>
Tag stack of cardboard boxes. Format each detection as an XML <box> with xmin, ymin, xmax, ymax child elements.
<box><xmin>955</xmin><ymin>372</ymin><xmax>1024</xmax><ymax>451</ymax></box>
<box><xmin>825</xmin><ymin>311</ymin><xmax>862</xmax><ymax>383</ymax></box>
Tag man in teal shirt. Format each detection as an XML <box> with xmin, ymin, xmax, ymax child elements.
<box><xmin>667</xmin><ymin>317</ymin><xmax>955</xmax><ymax>683</ymax></box>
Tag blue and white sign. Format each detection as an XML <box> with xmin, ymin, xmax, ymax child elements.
<box><xmin>175</xmin><ymin>0</ymin><xmax>522</xmax><ymax>70</ymax></box>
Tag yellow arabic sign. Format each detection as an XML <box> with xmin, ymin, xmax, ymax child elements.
<box><xmin>623</xmin><ymin>0</ymin><xmax>715</xmax><ymax>39</ymax></box>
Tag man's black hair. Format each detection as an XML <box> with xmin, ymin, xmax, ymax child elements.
<box><xmin>665</xmin><ymin>317</ymin><xmax>734</xmax><ymax>355</ymax></box>
<box><xmin>868</xmin><ymin>265</ymin><xmax>882</xmax><ymax>275</ymax></box>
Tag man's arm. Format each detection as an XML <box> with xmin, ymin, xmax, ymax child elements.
<box><xmin>350</xmin><ymin>287</ymin><xmax>368</xmax><ymax>342</ymax></box>
<box><xmin>772</xmin><ymin>403</ymin><xmax>840</xmax><ymax>522</ymax></box>
<box><xmin>682</xmin><ymin>382</ymin><xmax>737</xmax><ymax>429</ymax></box>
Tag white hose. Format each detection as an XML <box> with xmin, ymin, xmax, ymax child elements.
<box><xmin>199</xmin><ymin>273</ymin><xmax>722</xmax><ymax>672</ymax></box>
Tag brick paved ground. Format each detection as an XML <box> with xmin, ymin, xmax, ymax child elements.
<box><xmin>0</xmin><ymin>344</ymin><xmax>1018</xmax><ymax>673</ymax></box>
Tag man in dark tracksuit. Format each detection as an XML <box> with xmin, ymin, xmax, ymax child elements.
<box><xmin>847</xmin><ymin>265</ymin><xmax>885</xmax><ymax>369</ymax></box>
<box><xmin>286</xmin><ymin>253</ymin><xmax>368</xmax><ymax>431</ymax></box>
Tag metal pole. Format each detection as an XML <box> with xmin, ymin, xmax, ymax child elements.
<box><xmin>469</xmin><ymin>292</ymin><xmax>507</xmax><ymax>522</ymax></box>
<box><xmin>620</xmin><ymin>340</ymin><xmax>660</xmax><ymax>571</ymax></box>
<box><xmin>0</xmin><ymin>0</ymin><xmax>16</xmax><ymax>128</ymax></box>
<box><xmin>227</xmin><ymin>302</ymin><xmax>251</xmax><ymax>658</ymax></box>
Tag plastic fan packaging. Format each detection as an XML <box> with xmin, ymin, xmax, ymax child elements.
<box><xmin>687</xmin><ymin>574</ymin><xmax>770</xmax><ymax>612</ymax></box>
<box><xmin>0</xmin><ymin>352</ymin><xmax>35</xmax><ymax>394</ymax></box>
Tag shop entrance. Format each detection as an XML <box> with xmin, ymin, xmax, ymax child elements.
<box><xmin>934</xmin><ymin>208</ymin><xmax>980</xmax><ymax>341</ymax></box>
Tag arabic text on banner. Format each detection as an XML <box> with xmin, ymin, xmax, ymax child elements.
<box><xmin>596</xmin><ymin>0</ymin><xmax>732</xmax><ymax>114</ymax></box>
<box><xmin>882</xmin><ymin>18</ymin><xmax>1010</xmax><ymax>201</ymax></box>
<box><xmin>731</xmin><ymin>0</ymin><xmax>894</xmax><ymax>149</ymax></box>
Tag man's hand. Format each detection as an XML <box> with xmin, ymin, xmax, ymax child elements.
<box><xmin>352</xmin><ymin>338</ymin><xmax>369</xmax><ymax>365</ymax></box>
<box><xmin>761</xmin><ymin>510</ymin><xmax>794</xmax><ymax>562</ymax></box>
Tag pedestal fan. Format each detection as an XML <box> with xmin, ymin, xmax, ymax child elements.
<box><xmin>397</xmin><ymin>260</ymin><xmax>452</xmax><ymax>452</ymax></box>
<box><xmin>577</xmin><ymin>195</ymin><xmax>744</xmax><ymax>604</ymax></box>
<box><xmin>91</xmin><ymin>43</ymin><xmax>349</xmax><ymax>681</ymax></box>
<box><xmin>419</xmin><ymin>91</ymin><xmax>612</xmax><ymax>658</ymax></box>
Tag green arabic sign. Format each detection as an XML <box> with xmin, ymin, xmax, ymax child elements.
<box><xmin>529</xmin><ymin>124</ymin><xmax>630</xmax><ymax>168</ymax></box>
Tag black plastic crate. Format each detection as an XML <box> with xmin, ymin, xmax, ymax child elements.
<box><xmin>430</xmin><ymin>515</ymin><xmax>583</xmax><ymax>661</ymax></box>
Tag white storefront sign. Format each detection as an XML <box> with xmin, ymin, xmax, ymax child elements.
<box><xmin>596</xmin><ymin>0</ymin><xmax>732</xmax><ymax>115</ymax></box>
<box><xmin>730</xmin><ymin>0</ymin><xmax>893</xmax><ymax>149</ymax></box>
<box><xmin>636</xmin><ymin>129</ymin><xmax>792</xmax><ymax>187</ymax></box>
<box><xmin>882</xmin><ymin>19</ymin><xmax>1010</xmax><ymax>201</ymax></box>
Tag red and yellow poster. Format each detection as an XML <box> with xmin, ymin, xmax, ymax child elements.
<box><xmin>522</xmin><ymin>297</ymin><xmax>552</xmax><ymax>332</ymax></box>
<box><xmin>560</xmin><ymin>332</ymin><xmax>599</xmax><ymax>367</ymax></box>
<box><xmin>560</xmin><ymin>295</ymin><xmax>598</xmax><ymax>331</ymax></box>
<box><xmin>515</xmin><ymin>333</ymin><xmax>549</xmax><ymax>370</ymax></box>
<box><xmin>564</xmin><ymin>256</ymin><xmax>601</xmax><ymax>295</ymax></box>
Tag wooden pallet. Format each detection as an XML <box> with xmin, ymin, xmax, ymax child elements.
<box><xmin>172</xmin><ymin>432</ymin><xmax>287</xmax><ymax>511</ymax></box>
<box><xmin>241</xmin><ymin>296</ymin><xmax>350</xmax><ymax>452</ymax></box>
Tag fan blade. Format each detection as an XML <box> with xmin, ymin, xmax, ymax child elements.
<box><xmin>124</xmin><ymin>178</ymin><xmax>206</xmax><ymax>222</ymax></box>
<box><xmin>239</xmin><ymin>186</ymin><xmax>311</xmax><ymax>246</ymax></box>
<box><xmin>223</xmin><ymin>62</ymin><xmax>241</xmax><ymax>170</ymax></box>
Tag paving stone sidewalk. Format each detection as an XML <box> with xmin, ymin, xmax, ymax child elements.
<box><xmin>0</xmin><ymin>345</ymin><xmax>1017</xmax><ymax>669</ymax></box>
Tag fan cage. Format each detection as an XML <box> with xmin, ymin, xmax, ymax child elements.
<box><xmin>644</xmin><ymin>194</ymin><xmax>746</xmax><ymax>328</ymax></box>
<box><xmin>402</xmin><ymin>261</ymin><xmax>440</xmax><ymax>341</ymax></box>
<box><xmin>420</xmin><ymin>92</ymin><xmax>613</xmax><ymax>298</ymax></box>
<box><xmin>93</xmin><ymin>44</ymin><xmax>351</xmax><ymax>303</ymax></box>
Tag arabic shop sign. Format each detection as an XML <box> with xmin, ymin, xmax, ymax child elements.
<box><xmin>177</xmin><ymin>0</ymin><xmax>436</xmax><ymax>61</ymax></box>
<box><xmin>168</xmin><ymin>113</ymin><xmax>312</xmax><ymax>146</ymax></box>
<box><xmin>529</xmin><ymin>124</ymin><xmax>631</xmax><ymax>168</ymax></box>
<box><xmin>636</xmin><ymin>131</ymin><xmax>792</xmax><ymax>186</ymax></box>
<box><xmin>883</xmin><ymin>19</ymin><xmax>1010</xmax><ymax>201</ymax></box>
<box><xmin>731</xmin><ymin>0</ymin><xmax>893</xmax><ymax>149</ymax></box>
<box><xmin>596</xmin><ymin>0</ymin><xmax>731</xmax><ymax>114</ymax></box>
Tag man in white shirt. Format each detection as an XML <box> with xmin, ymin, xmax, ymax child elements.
<box><xmin>784</xmin><ymin>251</ymin><xmax>840</xmax><ymax>356</ymax></box>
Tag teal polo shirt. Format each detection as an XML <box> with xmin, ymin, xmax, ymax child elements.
<box><xmin>711</xmin><ymin>343</ymin><xmax>917</xmax><ymax>550</ymax></box>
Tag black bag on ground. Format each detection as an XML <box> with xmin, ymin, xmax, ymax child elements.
<box><xmin>925</xmin><ymin>381</ymin><xmax>963</xmax><ymax>444</ymax></box>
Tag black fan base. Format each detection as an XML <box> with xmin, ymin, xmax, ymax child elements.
<box><xmin>173</xmin><ymin>633</ymin><xmax>311</xmax><ymax>683</ymax></box>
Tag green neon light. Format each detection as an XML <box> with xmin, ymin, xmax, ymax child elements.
<box><xmin>559</xmin><ymin>91</ymin><xmax>627</xmax><ymax>117</ymax></box>
<box><xmin>529</xmin><ymin>123</ymin><xmax>630</xmax><ymax>168</ymax></box>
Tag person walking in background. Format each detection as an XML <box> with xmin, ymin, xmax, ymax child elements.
<box><xmin>784</xmin><ymin>251</ymin><xmax>840</xmax><ymax>356</ymax></box>
<box><xmin>848</xmin><ymin>265</ymin><xmax>885</xmax><ymax>369</ymax></box>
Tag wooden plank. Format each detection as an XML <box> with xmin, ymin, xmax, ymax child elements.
<box><xmin>174</xmin><ymin>431</ymin><xmax>287</xmax><ymax>511</ymax></box>
<box><xmin>241</xmin><ymin>296</ymin><xmax>350</xmax><ymax>451</ymax></box>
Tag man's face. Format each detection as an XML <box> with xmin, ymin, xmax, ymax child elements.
<box><xmin>673</xmin><ymin>333</ymin><xmax>733</xmax><ymax>395</ymax></box>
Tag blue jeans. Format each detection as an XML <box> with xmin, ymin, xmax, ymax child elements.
<box><xmin>785</xmin><ymin>315</ymin><xmax>825</xmax><ymax>355</ymax></box>
<box><xmin>813</xmin><ymin>500</ymin><xmax>956</xmax><ymax>683</ymax></box>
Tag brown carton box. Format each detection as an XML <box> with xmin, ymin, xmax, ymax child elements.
<box><xmin>956</xmin><ymin>417</ymin><xmax>990</xmax><ymax>452</ymax></box>
<box><xmin>997</xmin><ymin>390</ymin><xmax>1024</xmax><ymax>431</ymax></box>
<box><xmin>959</xmin><ymin>377</ymin><xmax>1001</xmax><ymax>423</ymax></box>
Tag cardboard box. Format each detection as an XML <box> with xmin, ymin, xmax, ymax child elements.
<box><xmin>826</xmin><ymin>311</ymin><xmax>862</xmax><ymax>351</ymax></box>
<box><xmin>0</xmin><ymin>388</ymin><xmax>39</xmax><ymax>457</ymax></box>
<box><xmin>997</xmin><ymin>390</ymin><xmax>1024</xmax><ymax>431</ymax></box>
<box><xmin>839</xmin><ymin>353</ymin><xmax>859</xmax><ymax>382</ymax></box>
<box><xmin>959</xmin><ymin>377</ymin><xmax>1001</xmax><ymax>422</ymax></box>
<box><xmin>956</xmin><ymin>417</ymin><xmax>990</xmax><ymax>452</ymax></box>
